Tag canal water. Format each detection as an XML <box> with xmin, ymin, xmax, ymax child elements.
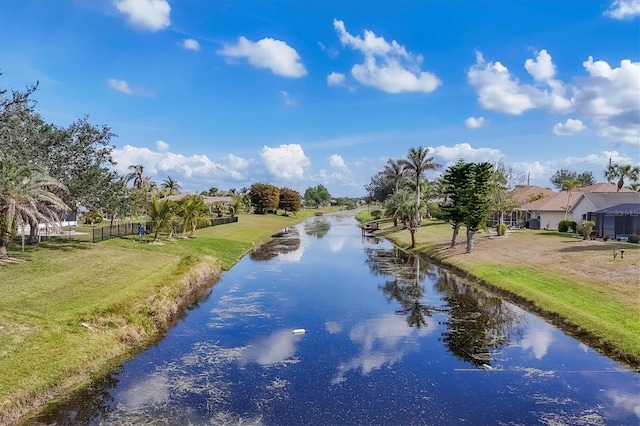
<box><xmin>33</xmin><ymin>214</ymin><xmax>639</xmax><ymax>425</ymax></box>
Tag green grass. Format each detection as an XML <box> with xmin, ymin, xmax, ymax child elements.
<box><xmin>0</xmin><ymin>210</ymin><xmax>330</xmax><ymax>424</ymax></box>
<box><xmin>464</xmin><ymin>265</ymin><xmax>640</xmax><ymax>363</ymax></box>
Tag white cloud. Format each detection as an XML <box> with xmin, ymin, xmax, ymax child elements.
<box><xmin>112</xmin><ymin>144</ymin><xmax>247</xmax><ymax>185</ymax></box>
<box><xmin>260</xmin><ymin>144</ymin><xmax>310</xmax><ymax>179</ymax></box>
<box><xmin>113</xmin><ymin>0</ymin><xmax>170</xmax><ymax>31</ymax></box>
<box><xmin>327</xmin><ymin>72</ymin><xmax>346</xmax><ymax>86</ymax></box>
<box><xmin>108</xmin><ymin>78</ymin><xmax>133</xmax><ymax>94</ymax></box>
<box><xmin>107</xmin><ymin>78</ymin><xmax>152</xmax><ymax>97</ymax></box>
<box><xmin>512</xmin><ymin>160</ymin><xmax>547</xmax><ymax>180</ymax></box>
<box><xmin>223</xmin><ymin>153</ymin><xmax>252</xmax><ymax>170</ymax></box>
<box><xmin>333</xmin><ymin>19</ymin><xmax>440</xmax><ymax>93</ymax></box>
<box><xmin>280</xmin><ymin>90</ymin><xmax>297</xmax><ymax>106</ymax></box>
<box><xmin>328</xmin><ymin>154</ymin><xmax>347</xmax><ymax>170</ymax></box>
<box><xmin>553</xmin><ymin>118</ymin><xmax>586</xmax><ymax>135</ymax></box>
<box><xmin>605</xmin><ymin>0</ymin><xmax>640</xmax><ymax>19</ymax></box>
<box><xmin>429</xmin><ymin>142</ymin><xmax>502</xmax><ymax>163</ymax></box>
<box><xmin>469</xmin><ymin>51</ymin><xmax>639</xmax><ymax>145</ymax></box>
<box><xmin>218</xmin><ymin>36</ymin><xmax>307</xmax><ymax>78</ymax></box>
<box><xmin>573</xmin><ymin>57</ymin><xmax>640</xmax><ymax>144</ymax></box>
<box><xmin>520</xmin><ymin>326</ymin><xmax>554</xmax><ymax>359</ymax></box>
<box><xmin>155</xmin><ymin>140</ymin><xmax>169</xmax><ymax>151</ymax></box>
<box><xmin>524</xmin><ymin>49</ymin><xmax>556</xmax><ymax>82</ymax></box>
<box><xmin>468</xmin><ymin>51</ymin><xmax>569</xmax><ymax>115</ymax></box>
<box><xmin>182</xmin><ymin>38</ymin><xmax>200</xmax><ymax>51</ymax></box>
<box><xmin>464</xmin><ymin>116</ymin><xmax>486</xmax><ymax>129</ymax></box>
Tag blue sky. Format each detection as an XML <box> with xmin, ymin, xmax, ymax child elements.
<box><xmin>2</xmin><ymin>0</ymin><xmax>639</xmax><ymax>197</ymax></box>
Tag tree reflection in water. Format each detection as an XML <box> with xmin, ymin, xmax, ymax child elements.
<box><xmin>365</xmin><ymin>248</ymin><xmax>443</xmax><ymax>329</ymax></box>
<box><xmin>434</xmin><ymin>270</ymin><xmax>524</xmax><ymax>367</ymax></box>
<box><xmin>365</xmin><ymin>247</ymin><xmax>524</xmax><ymax>366</ymax></box>
<box><xmin>249</xmin><ymin>228</ymin><xmax>301</xmax><ymax>262</ymax></box>
<box><xmin>304</xmin><ymin>218</ymin><xmax>331</xmax><ymax>239</ymax></box>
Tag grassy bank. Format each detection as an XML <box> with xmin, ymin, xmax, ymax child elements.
<box><xmin>0</xmin><ymin>209</ymin><xmax>330</xmax><ymax>425</ymax></box>
<box><xmin>374</xmin><ymin>219</ymin><xmax>640</xmax><ymax>369</ymax></box>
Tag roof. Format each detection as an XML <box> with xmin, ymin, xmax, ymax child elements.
<box><xmin>520</xmin><ymin>183</ymin><xmax>636</xmax><ymax>212</ymax></box>
<box><xmin>511</xmin><ymin>185</ymin><xmax>555</xmax><ymax>204</ymax></box>
<box><xmin>162</xmin><ymin>193</ymin><xmax>232</xmax><ymax>203</ymax></box>
<box><xmin>593</xmin><ymin>203</ymin><xmax>640</xmax><ymax>215</ymax></box>
<box><xmin>573</xmin><ymin>192</ymin><xmax>640</xmax><ymax>212</ymax></box>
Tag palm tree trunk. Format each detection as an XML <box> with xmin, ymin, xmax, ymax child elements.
<box><xmin>564</xmin><ymin>190</ymin><xmax>571</xmax><ymax>220</ymax></box>
<box><xmin>0</xmin><ymin>231</ymin><xmax>11</xmax><ymax>259</ymax></box>
<box><xmin>410</xmin><ymin>228</ymin><xmax>416</xmax><ymax>248</ymax></box>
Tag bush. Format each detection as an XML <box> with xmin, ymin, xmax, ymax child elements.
<box><xmin>578</xmin><ymin>220</ymin><xmax>595</xmax><ymax>240</ymax></box>
<box><xmin>496</xmin><ymin>222</ymin><xmax>507</xmax><ymax>236</ymax></box>
<box><xmin>370</xmin><ymin>210</ymin><xmax>382</xmax><ymax>220</ymax></box>
<box><xmin>569</xmin><ymin>221</ymin><xmax>577</xmax><ymax>233</ymax></box>
<box><xmin>629</xmin><ymin>234</ymin><xmax>640</xmax><ymax>244</ymax></box>
<box><xmin>558</xmin><ymin>220</ymin><xmax>570</xmax><ymax>233</ymax></box>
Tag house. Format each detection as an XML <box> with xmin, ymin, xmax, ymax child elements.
<box><xmin>589</xmin><ymin>203</ymin><xmax>640</xmax><ymax>240</ymax></box>
<box><xmin>520</xmin><ymin>183</ymin><xmax>633</xmax><ymax>230</ymax></box>
<box><xmin>487</xmin><ymin>185</ymin><xmax>555</xmax><ymax>228</ymax></box>
<box><xmin>162</xmin><ymin>193</ymin><xmax>232</xmax><ymax>214</ymax></box>
<box><xmin>571</xmin><ymin>191</ymin><xmax>640</xmax><ymax>224</ymax></box>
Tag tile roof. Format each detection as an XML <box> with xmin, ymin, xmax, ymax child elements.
<box><xmin>511</xmin><ymin>185</ymin><xmax>555</xmax><ymax>204</ymax></box>
<box><xmin>519</xmin><ymin>183</ymin><xmax>635</xmax><ymax>212</ymax></box>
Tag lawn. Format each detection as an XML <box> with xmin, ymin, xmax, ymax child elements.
<box><xmin>0</xmin><ymin>208</ymin><xmax>335</xmax><ymax>425</ymax></box>
<box><xmin>375</xmin><ymin>219</ymin><xmax>640</xmax><ymax>368</ymax></box>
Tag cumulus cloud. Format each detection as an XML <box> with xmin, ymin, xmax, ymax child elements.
<box><xmin>218</xmin><ymin>36</ymin><xmax>307</xmax><ymax>78</ymax></box>
<box><xmin>112</xmin><ymin>144</ymin><xmax>248</xmax><ymax>188</ymax></box>
<box><xmin>553</xmin><ymin>118</ymin><xmax>586</xmax><ymax>135</ymax></box>
<box><xmin>464</xmin><ymin>116</ymin><xmax>486</xmax><ymax>129</ymax></box>
<box><xmin>469</xmin><ymin>50</ymin><xmax>639</xmax><ymax>145</ymax></box>
<box><xmin>113</xmin><ymin>0</ymin><xmax>170</xmax><ymax>31</ymax></box>
<box><xmin>333</xmin><ymin>19</ymin><xmax>440</xmax><ymax>93</ymax></box>
<box><xmin>108</xmin><ymin>78</ymin><xmax>133</xmax><ymax>94</ymax></box>
<box><xmin>573</xmin><ymin>57</ymin><xmax>640</xmax><ymax>144</ymax></box>
<box><xmin>468</xmin><ymin>50</ymin><xmax>570</xmax><ymax>115</ymax></box>
<box><xmin>605</xmin><ymin>0</ymin><xmax>640</xmax><ymax>19</ymax></box>
<box><xmin>429</xmin><ymin>142</ymin><xmax>502</xmax><ymax>164</ymax></box>
<box><xmin>260</xmin><ymin>144</ymin><xmax>310</xmax><ymax>179</ymax></box>
<box><xmin>327</xmin><ymin>71</ymin><xmax>346</xmax><ymax>86</ymax></box>
<box><xmin>182</xmin><ymin>38</ymin><xmax>200</xmax><ymax>51</ymax></box>
<box><xmin>328</xmin><ymin>154</ymin><xmax>348</xmax><ymax>170</ymax></box>
<box><xmin>155</xmin><ymin>140</ymin><xmax>169</xmax><ymax>151</ymax></box>
<box><xmin>223</xmin><ymin>153</ymin><xmax>252</xmax><ymax>170</ymax></box>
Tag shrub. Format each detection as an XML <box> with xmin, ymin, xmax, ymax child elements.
<box><xmin>496</xmin><ymin>222</ymin><xmax>508</xmax><ymax>236</ymax></box>
<box><xmin>578</xmin><ymin>220</ymin><xmax>596</xmax><ymax>240</ymax></box>
<box><xmin>370</xmin><ymin>210</ymin><xmax>382</xmax><ymax>220</ymax></box>
<box><xmin>558</xmin><ymin>220</ymin><xmax>570</xmax><ymax>233</ymax></box>
<box><xmin>629</xmin><ymin>234</ymin><xmax>640</xmax><ymax>244</ymax></box>
<box><xmin>568</xmin><ymin>221</ymin><xmax>577</xmax><ymax>233</ymax></box>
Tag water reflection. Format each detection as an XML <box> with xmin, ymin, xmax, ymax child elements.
<box><xmin>29</xmin><ymin>215</ymin><xmax>640</xmax><ymax>425</ymax></box>
<box><xmin>434</xmin><ymin>270</ymin><xmax>524</xmax><ymax>367</ymax></box>
<box><xmin>303</xmin><ymin>217</ymin><xmax>331</xmax><ymax>239</ymax></box>
<box><xmin>249</xmin><ymin>228</ymin><xmax>300</xmax><ymax>262</ymax></box>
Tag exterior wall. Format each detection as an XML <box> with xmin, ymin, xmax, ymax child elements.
<box><xmin>571</xmin><ymin>198</ymin><xmax>595</xmax><ymax>224</ymax></box>
<box><xmin>539</xmin><ymin>211</ymin><xmax>567</xmax><ymax>230</ymax></box>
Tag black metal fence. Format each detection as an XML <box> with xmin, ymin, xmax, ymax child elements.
<box><xmin>91</xmin><ymin>216</ymin><xmax>238</xmax><ymax>243</ymax></box>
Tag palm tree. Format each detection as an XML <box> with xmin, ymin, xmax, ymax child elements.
<box><xmin>0</xmin><ymin>160</ymin><xmax>68</xmax><ymax>259</ymax></box>
<box><xmin>562</xmin><ymin>177</ymin><xmax>580</xmax><ymax>220</ymax></box>
<box><xmin>384</xmin><ymin>188</ymin><xmax>413</xmax><ymax>227</ymax></box>
<box><xmin>605</xmin><ymin>164</ymin><xmax>640</xmax><ymax>191</ymax></box>
<box><xmin>180</xmin><ymin>195</ymin><xmax>211</xmax><ymax>237</ymax></box>
<box><xmin>147</xmin><ymin>195</ymin><xmax>172</xmax><ymax>242</ymax></box>
<box><xmin>124</xmin><ymin>164</ymin><xmax>145</xmax><ymax>189</ymax></box>
<box><xmin>396</xmin><ymin>197</ymin><xmax>421</xmax><ymax>248</ymax></box>
<box><xmin>383</xmin><ymin>159</ymin><xmax>405</xmax><ymax>191</ymax></box>
<box><xmin>398</xmin><ymin>146</ymin><xmax>441</xmax><ymax>222</ymax></box>
<box><xmin>161</xmin><ymin>176</ymin><xmax>181</xmax><ymax>195</ymax></box>
<box><xmin>628</xmin><ymin>182</ymin><xmax>640</xmax><ymax>192</ymax></box>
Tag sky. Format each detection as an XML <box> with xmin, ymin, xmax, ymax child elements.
<box><xmin>1</xmin><ymin>0</ymin><xmax>639</xmax><ymax>197</ymax></box>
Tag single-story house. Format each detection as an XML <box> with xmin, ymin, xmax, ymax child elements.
<box><xmin>486</xmin><ymin>185</ymin><xmax>555</xmax><ymax>228</ymax></box>
<box><xmin>571</xmin><ymin>191</ymin><xmax>640</xmax><ymax>224</ymax></box>
<box><xmin>520</xmin><ymin>183</ymin><xmax>633</xmax><ymax>230</ymax></box>
<box><xmin>589</xmin><ymin>203</ymin><xmax>640</xmax><ymax>240</ymax></box>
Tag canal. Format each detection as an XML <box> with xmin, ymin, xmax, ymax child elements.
<box><xmin>33</xmin><ymin>213</ymin><xmax>639</xmax><ymax>425</ymax></box>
